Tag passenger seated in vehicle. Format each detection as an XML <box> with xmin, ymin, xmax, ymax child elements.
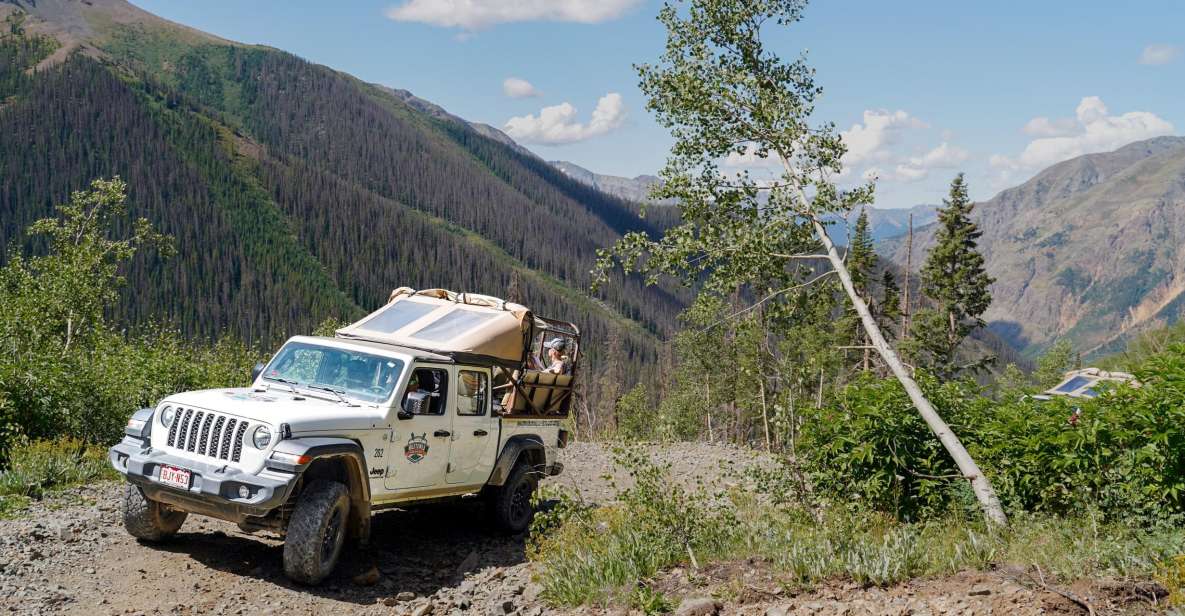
<box><xmin>542</xmin><ymin>338</ymin><xmax>571</xmax><ymax>375</ymax></box>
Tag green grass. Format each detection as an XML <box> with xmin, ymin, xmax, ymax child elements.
<box><xmin>531</xmin><ymin>453</ymin><xmax>1185</xmax><ymax>609</ymax></box>
<box><xmin>0</xmin><ymin>439</ymin><xmax>116</xmax><ymax>518</ymax></box>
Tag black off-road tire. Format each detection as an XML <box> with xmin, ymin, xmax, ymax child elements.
<box><xmin>282</xmin><ymin>480</ymin><xmax>350</xmax><ymax>585</ymax></box>
<box><xmin>489</xmin><ymin>461</ymin><xmax>539</xmax><ymax>534</ymax></box>
<box><xmin>123</xmin><ymin>484</ymin><xmax>187</xmax><ymax>541</ymax></box>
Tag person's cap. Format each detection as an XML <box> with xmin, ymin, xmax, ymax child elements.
<box><xmin>408</xmin><ymin>372</ymin><xmax>419</xmax><ymax>386</ymax></box>
<box><xmin>547</xmin><ymin>338</ymin><xmax>569</xmax><ymax>353</ymax></box>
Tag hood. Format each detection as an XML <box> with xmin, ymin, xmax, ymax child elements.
<box><xmin>162</xmin><ymin>387</ymin><xmax>387</xmax><ymax>433</ymax></box>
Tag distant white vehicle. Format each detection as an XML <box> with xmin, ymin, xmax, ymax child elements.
<box><xmin>1032</xmin><ymin>367</ymin><xmax>1137</xmax><ymax>401</ymax></box>
<box><xmin>111</xmin><ymin>287</ymin><xmax>579</xmax><ymax>584</ymax></box>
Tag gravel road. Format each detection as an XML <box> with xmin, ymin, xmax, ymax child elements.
<box><xmin>0</xmin><ymin>442</ymin><xmax>1150</xmax><ymax>615</ymax></box>
<box><xmin>0</xmin><ymin>442</ymin><xmax>767</xmax><ymax>615</ymax></box>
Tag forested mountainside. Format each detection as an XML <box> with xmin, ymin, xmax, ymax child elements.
<box><xmin>881</xmin><ymin>136</ymin><xmax>1185</xmax><ymax>359</ymax></box>
<box><xmin>0</xmin><ymin>0</ymin><xmax>690</xmax><ymax>376</ymax></box>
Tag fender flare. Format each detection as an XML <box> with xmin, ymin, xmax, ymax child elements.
<box><xmin>486</xmin><ymin>434</ymin><xmax>545</xmax><ymax>486</ymax></box>
<box><xmin>268</xmin><ymin>437</ymin><xmax>371</xmax><ymax>503</ymax></box>
<box><xmin>268</xmin><ymin>437</ymin><xmax>372</xmax><ymax>543</ymax></box>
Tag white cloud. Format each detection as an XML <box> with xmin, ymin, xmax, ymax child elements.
<box><xmin>840</xmin><ymin>109</ymin><xmax>928</xmax><ymax>165</ymax></box>
<box><xmin>988</xmin><ymin>154</ymin><xmax>1016</xmax><ymax>170</ymax></box>
<box><xmin>892</xmin><ymin>164</ymin><xmax>928</xmax><ymax>182</ymax></box>
<box><xmin>502</xmin><ymin>77</ymin><xmax>540</xmax><ymax>98</ymax></box>
<box><xmin>991</xmin><ymin>96</ymin><xmax>1174</xmax><ymax>172</ymax></box>
<box><xmin>1022</xmin><ymin>116</ymin><xmax>1078</xmax><ymax>137</ymax></box>
<box><xmin>1139</xmin><ymin>43</ymin><xmax>1181</xmax><ymax>65</ymax></box>
<box><xmin>909</xmin><ymin>142</ymin><xmax>969</xmax><ymax>169</ymax></box>
<box><xmin>385</xmin><ymin>0</ymin><xmax>643</xmax><ymax>30</ymax></box>
<box><xmin>503</xmin><ymin>93</ymin><xmax>626</xmax><ymax>145</ymax></box>
<box><xmin>864</xmin><ymin>142</ymin><xmax>969</xmax><ymax>183</ymax></box>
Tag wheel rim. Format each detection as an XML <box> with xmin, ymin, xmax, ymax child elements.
<box><xmin>321</xmin><ymin>505</ymin><xmax>344</xmax><ymax>564</ymax></box>
<box><xmin>510</xmin><ymin>481</ymin><xmax>532</xmax><ymax>526</ymax></box>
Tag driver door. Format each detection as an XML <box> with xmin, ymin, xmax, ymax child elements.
<box><xmin>383</xmin><ymin>364</ymin><xmax>453</xmax><ymax>491</ymax></box>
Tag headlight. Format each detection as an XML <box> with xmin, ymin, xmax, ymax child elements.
<box><xmin>160</xmin><ymin>406</ymin><xmax>176</xmax><ymax>428</ymax></box>
<box><xmin>252</xmin><ymin>426</ymin><xmax>272</xmax><ymax>449</ymax></box>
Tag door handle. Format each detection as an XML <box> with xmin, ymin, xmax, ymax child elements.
<box><xmin>473</xmin><ymin>429</ymin><xmax>488</xmax><ymax>437</ymax></box>
<box><xmin>433</xmin><ymin>429</ymin><xmax>451</xmax><ymax>438</ymax></box>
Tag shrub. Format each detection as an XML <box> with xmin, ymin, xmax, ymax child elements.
<box><xmin>0</xmin><ymin>438</ymin><xmax>115</xmax><ymax>517</ymax></box>
<box><xmin>798</xmin><ymin>374</ymin><xmax>988</xmax><ymax>521</ymax></box>
<box><xmin>979</xmin><ymin>351</ymin><xmax>1185</xmax><ymax>523</ymax></box>
<box><xmin>532</xmin><ymin>447</ymin><xmax>737</xmax><ymax>606</ymax></box>
<box><xmin>614</xmin><ymin>384</ymin><xmax>654</xmax><ymax>440</ymax></box>
<box><xmin>529</xmin><ymin>447</ymin><xmax>1185</xmax><ymax>610</ymax></box>
<box><xmin>800</xmin><ymin>346</ymin><xmax>1185</xmax><ymax>524</ymax></box>
<box><xmin>1</xmin><ymin>327</ymin><xmax>256</xmax><ymax>448</ymax></box>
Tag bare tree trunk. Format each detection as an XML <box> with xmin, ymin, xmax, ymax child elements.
<box><xmin>63</xmin><ymin>315</ymin><xmax>74</xmax><ymax>354</ymax></box>
<box><xmin>788</xmin><ymin>388</ymin><xmax>796</xmax><ymax>461</ymax></box>
<box><xmin>807</xmin><ymin>216</ymin><xmax>1008</xmax><ymax>526</ymax></box>
<box><xmin>815</xmin><ymin>367</ymin><xmax>824</xmax><ymax>409</ymax></box>
<box><xmin>903</xmin><ymin>214</ymin><xmax>913</xmax><ymax>338</ymax></box>
<box><xmin>705</xmin><ymin>376</ymin><xmax>714</xmax><ymax>443</ymax></box>
<box><xmin>759</xmin><ymin>374</ymin><xmax>771</xmax><ymax>452</ymax></box>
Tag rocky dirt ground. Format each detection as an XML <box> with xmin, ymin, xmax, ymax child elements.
<box><xmin>0</xmin><ymin>442</ymin><xmax>1166</xmax><ymax>615</ymax></box>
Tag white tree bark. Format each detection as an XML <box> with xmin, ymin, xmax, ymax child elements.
<box><xmin>775</xmin><ymin>153</ymin><xmax>1006</xmax><ymax>525</ymax></box>
<box><xmin>807</xmin><ymin>215</ymin><xmax>1008</xmax><ymax>525</ymax></box>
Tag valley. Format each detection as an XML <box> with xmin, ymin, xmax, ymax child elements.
<box><xmin>880</xmin><ymin>136</ymin><xmax>1185</xmax><ymax>358</ymax></box>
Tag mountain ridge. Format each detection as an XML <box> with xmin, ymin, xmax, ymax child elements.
<box><xmin>550</xmin><ymin>160</ymin><xmax>940</xmax><ymax>241</ymax></box>
<box><xmin>881</xmin><ymin>135</ymin><xmax>1185</xmax><ymax>359</ymax></box>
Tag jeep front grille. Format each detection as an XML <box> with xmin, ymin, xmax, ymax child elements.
<box><xmin>167</xmin><ymin>408</ymin><xmax>248</xmax><ymax>462</ymax></box>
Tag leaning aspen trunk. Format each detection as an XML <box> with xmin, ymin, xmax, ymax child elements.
<box><xmin>808</xmin><ymin>216</ymin><xmax>1008</xmax><ymax>526</ymax></box>
<box><xmin>759</xmin><ymin>375</ymin><xmax>771</xmax><ymax>452</ymax></box>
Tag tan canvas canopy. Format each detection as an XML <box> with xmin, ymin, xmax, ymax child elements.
<box><xmin>335</xmin><ymin>287</ymin><xmax>533</xmax><ymax>366</ymax></box>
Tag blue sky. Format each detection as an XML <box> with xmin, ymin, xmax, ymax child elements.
<box><xmin>134</xmin><ymin>0</ymin><xmax>1184</xmax><ymax>209</ymax></box>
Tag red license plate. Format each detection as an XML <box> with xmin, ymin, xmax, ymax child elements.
<box><xmin>159</xmin><ymin>465</ymin><xmax>191</xmax><ymax>490</ymax></box>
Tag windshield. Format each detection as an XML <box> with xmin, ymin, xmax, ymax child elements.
<box><xmin>262</xmin><ymin>341</ymin><xmax>405</xmax><ymax>404</ymax></box>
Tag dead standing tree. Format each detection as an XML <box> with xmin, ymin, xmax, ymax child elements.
<box><xmin>596</xmin><ymin>0</ymin><xmax>1006</xmax><ymax>525</ymax></box>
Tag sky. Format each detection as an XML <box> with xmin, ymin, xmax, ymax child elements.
<box><xmin>133</xmin><ymin>0</ymin><xmax>1185</xmax><ymax>209</ymax></box>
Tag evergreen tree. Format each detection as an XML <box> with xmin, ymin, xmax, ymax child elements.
<box><xmin>879</xmin><ymin>269</ymin><xmax>901</xmax><ymax>333</ymax></box>
<box><xmin>848</xmin><ymin>208</ymin><xmax>877</xmax><ymax>296</ymax></box>
<box><xmin>843</xmin><ymin>208</ymin><xmax>878</xmax><ymax>372</ymax></box>
<box><xmin>913</xmin><ymin>174</ymin><xmax>994</xmax><ymax>377</ymax></box>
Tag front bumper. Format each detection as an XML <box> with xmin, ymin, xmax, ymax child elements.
<box><xmin>109</xmin><ymin>436</ymin><xmax>298</xmax><ymax>524</ymax></box>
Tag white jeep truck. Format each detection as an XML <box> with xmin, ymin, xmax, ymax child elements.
<box><xmin>110</xmin><ymin>288</ymin><xmax>578</xmax><ymax>584</ymax></box>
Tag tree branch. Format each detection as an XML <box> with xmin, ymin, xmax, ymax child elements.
<box><xmin>701</xmin><ymin>270</ymin><xmax>836</xmax><ymax>331</ymax></box>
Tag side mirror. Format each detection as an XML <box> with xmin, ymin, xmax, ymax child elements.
<box><xmin>397</xmin><ymin>409</ymin><xmax>413</xmax><ymax>420</ymax></box>
<box><xmin>251</xmin><ymin>362</ymin><xmax>265</xmax><ymax>382</ymax></box>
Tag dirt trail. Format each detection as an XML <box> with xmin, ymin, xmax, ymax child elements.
<box><xmin>0</xmin><ymin>442</ymin><xmax>1149</xmax><ymax>615</ymax></box>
